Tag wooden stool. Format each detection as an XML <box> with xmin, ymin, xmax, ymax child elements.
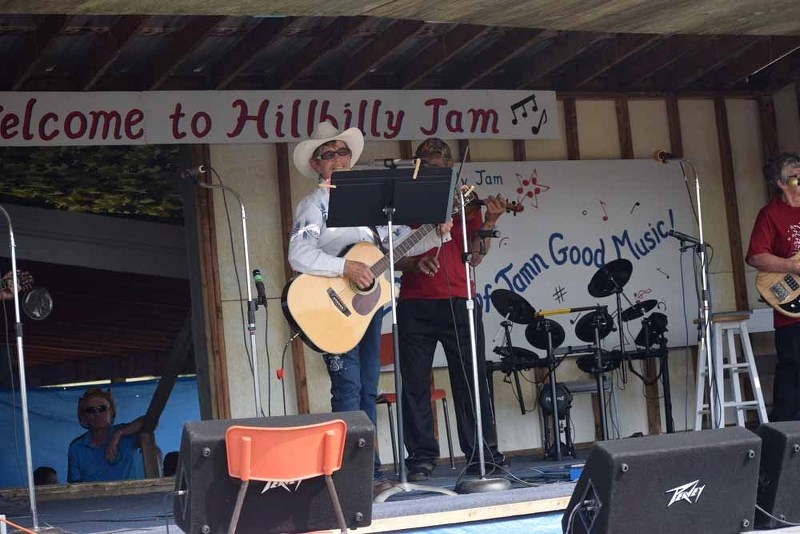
<box><xmin>695</xmin><ymin>311</ymin><xmax>768</xmax><ymax>429</ymax></box>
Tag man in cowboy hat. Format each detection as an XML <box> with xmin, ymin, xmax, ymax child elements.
<box><xmin>288</xmin><ymin>121</ymin><xmax>451</xmax><ymax>493</ymax></box>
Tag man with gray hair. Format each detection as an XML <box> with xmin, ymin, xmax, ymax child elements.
<box><xmin>747</xmin><ymin>152</ymin><xmax>800</xmax><ymax>421</ymax></box>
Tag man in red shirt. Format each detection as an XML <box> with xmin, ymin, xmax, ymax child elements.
<box><xmin>395</xmin><ymin>138</ymin><xmax>508</xmax><ymax>481</ymax></box>
<box><xmin>746</xmin><ymin>152</ymin><xmax>800</xmax><ymax>421</ymax></box>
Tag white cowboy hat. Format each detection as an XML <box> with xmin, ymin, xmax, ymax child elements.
<box><xmin>292</xmin><ymin>121</ymin><xmax>364</xmax><ymax>179</ymax></box>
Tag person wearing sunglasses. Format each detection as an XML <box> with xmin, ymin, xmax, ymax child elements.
<box><xmin>289</xmin><ymin>121</ymin><xmax>451</xmax><ymax>495</ymax></box>
<box><xmin>67</xmin><ymin>387</ymin><xmax>145</xmax><ymax>483</ymax></box>
<box><xmin>747</xmin><ymin>152</ymin><xmax>800</xmax><ymax>421</ymax></box>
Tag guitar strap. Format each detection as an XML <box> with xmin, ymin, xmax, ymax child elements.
<box><xmin>370</xmin><ymin>226</ymin><xmax>387</xmax><ymax>253</ymax></box>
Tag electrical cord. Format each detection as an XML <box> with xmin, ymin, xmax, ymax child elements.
<box><xmin>755</xmin><ymin>504</ymin><xmax>800</xmax><ymax>527</ymax></box>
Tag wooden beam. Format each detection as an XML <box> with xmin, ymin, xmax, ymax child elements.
<box><xmin>212</xmin><ymin>17</ymin><xmax>296</xmax><ymax>89</ymax></box>
<box><xmin>399</xmin><ymin>140</ymin><xmax>413</xmax><ymax>159</ymax></box>
<box><xmin>647</xmin><ymin>36</ymin><xmax>761</xmax><ymax>91</ymax></box>
<box><xmin>341</xmin><ymin>19</ymin><xmax>423</xmax><ymax>89</ymax></box>
<box><xmin>11</xmin><ymin>14</ymin><xmax>69</xmax><ymax>90</ymax></box>
<box><xmin>715</xmin><ymin>97</ymin><xmax>749</xmax><ymax>312</ymax></box>
<box><xmin>561</xmin><ymin>34</ymin><xmax>663</xmax><ymax>90</ymax></box>
<box><xmin>758</xmin><ymin>96</ymin><xmax>779</xmax><ymax>161</ymax></box>
<box><xmin>710</xmin><ymin>37</ymin><xmax>800</xmax><ymax>90</ymax></box>
<box><xmin>615</xmin><ymin>96</ymin><xmax>633</xmax><ymax>159</ymax></box>
<box><xmin>512</xmin><ymin>139</ymin><xmax>526</xmax><ymax>162</ymax></box>
<box><xmin>400</xmin><ymin>25</ymin><xmax>489</xmax><ymax>89</ymax></box>
<box><xmin>276</xmin><ymin>142</ymin><xmax>310</xmax><ymax>414</ymax></box>
<box><xmin>146</xmin><ymin>16</ymin><xmax>223</xmax><ymax>90</ymax></box>
<box><xmin>460</xmin><ymin>28</ymin><xmax>554</xmax><ymax>89</ymax></box>
<box><xmin>79</xmin><ymin>16</ymin><xmax>147</xmax><ymax>90</ymax></box>
<box><xmin>666</xmin><ymin>96</ymin><xmax>684</xmax><ymax>158</ymax></box>
<box><xmin>192</xmin><ymin>144</ymin><xmax>231</xmax><ymax>419</ymax></box>
<box><xmin>563</xmin><ymin>96</ymin><xmax>579</xmax><ymax>160</ymax></box>
<box><xmin>515</xmin><ymin>32</ymin><xmax>608</xmax><ymax>89</ymax></box>
<box><xmin>615</xmin><ymin>36</ymin><xmax>712</xmax><ymax>89</ymax></box>
<box><xmin>279</xmin><ymin>17</ymin><xmax>367</xmax><ymax>89</ymax></box>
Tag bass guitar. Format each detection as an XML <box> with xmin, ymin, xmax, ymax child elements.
<box><xmin>282</xmin><ymin>185</ymin><xmax>478</xmax><ymax>354</ymax></box>
<box><xmin>755</xmin><ymin>252</ymin><xmax>800</xmax><ymax>318</ymax></box>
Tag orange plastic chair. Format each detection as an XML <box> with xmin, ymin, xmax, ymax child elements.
<box><xmin>225</xmin><ymin>420</ymin><xmax>348</xmax><ymax>534</ymax></box>
<box><xmin>376</xmin><ymin>333</ymin><xmax>455</xmax><ymax>474</ymax></box>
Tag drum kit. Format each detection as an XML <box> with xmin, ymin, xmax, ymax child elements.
<box><xmin>489</xmin><ymin>259</ymin><xmax>675</xmax><ymax>460</ymax></box>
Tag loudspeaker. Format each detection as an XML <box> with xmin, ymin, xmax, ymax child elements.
<box><xmin>173</xmin><ymin>411</ymin><xmax>374</xmax><ymax>534</ymax></box>
<box><xmin>562</xmin><ymin>427</ymin><xmax>761</xmax><ymax>534</ymax></box>
<box><xmin>756</xmin><ymin>421</ymin><xmax>800</xmax><ymax>528</ymax></box>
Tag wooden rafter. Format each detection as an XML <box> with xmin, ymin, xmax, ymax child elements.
<box><xmin>278</xmin><ymin>17</ymin><xmax>368</xmax><ymax>89</ymax></box>
<box><xmin>711</xmin><ymin>37</ymin><xmax>800</xmax><ymax>89</ymax></box>
<box><xmin>146</xmin><ymin>16</ymin><xmax>223</xmax><ymax>90</ymax></box>
<box><xmin>11</xmin><ymin>14</ymin><xmax>69</xmax><ymax>91</ymax></box>
<box><xmin>558</xmin><ymin>34</ymin><xmax>664</xmax><ymax>89</ymax></box>
<box><xmin>459</xmin><ymin>28</ymin><xmax>554</xmax><ymax>89</ymax></box>
<box><xmin>644</xmin><ymin>36</ymin><xmax>761</xmax><ymax>91</ymax></box>
<box><xmin>341</xmin><ymin>19</ymin><xmax>424</xmax><ymax>89</ymax></box>
<box><xmin>513</xmin><ymin>32</ymin><xmax>608</xmax><ymax>89</ymax></box>
<box><xmin>79</xmin><ymin>15</ymin><xmax>148</xmax><ymax>90</ymax></box>
<box><xmin>212</xmin><ymin>17</ymin><xmax>297</xmax><ymax>89</ymax></box>
<box><xmin>400</xmin><ymin>24</ymin><xmax>489</xmax><ymax>89</ymax></box>
<box><xmin>612</xmin><ymin>35</ymin><xmax>710</xmax><ymax>89</ymax></box>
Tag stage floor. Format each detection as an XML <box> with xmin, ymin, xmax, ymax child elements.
<box><xmin>2</xmin><ymin>453</ymin><xmax>583</xmax><ymax>533</ymax></box>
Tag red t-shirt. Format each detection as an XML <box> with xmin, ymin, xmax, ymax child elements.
<box><xmin>399</xmin><ymin>211</ymin><xmax>483</xmax><ymax>300</ymax></box>
<box><xmin>747</xmin><ymin>197</ymin><xmax>800</xmax><ymax>329</ymax></box>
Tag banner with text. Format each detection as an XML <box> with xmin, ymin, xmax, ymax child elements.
<box><xmin>0</xmin><ymin>90</ymin><xmax>557</xmax><ymax>146</ymax></box>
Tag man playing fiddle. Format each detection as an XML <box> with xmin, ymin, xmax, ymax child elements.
<box><xmin>395</xmin><ymin>138</ymin><xmax>508</xmax><ymax>481</ymax></box>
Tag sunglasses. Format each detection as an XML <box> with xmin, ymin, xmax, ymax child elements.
<box><xmin>315</xmin><ymin>147</ymin><xmax>351</xmax><ymax>160</ymax></box>
<box><xmin>84</xmin><ymin>404</ymin><xmax>109</xmax><ymax>415</ymax></box>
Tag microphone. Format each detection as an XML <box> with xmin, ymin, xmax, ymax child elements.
<box><xmin>668</xmin><ymin>229</ymin><xmax>703</xmax><ymax>245</ymax></box>
<box><xmin>181</xmin><ymin>165</ymin><xmax>208</xmax><ymax>181</ymax></box>
<box><xmin>253</xmin><ymin>269</ymin><xmax>267</xmax><ymax>306</ymax></box>
<box><xmin>653</xmin><ymin>149</ymin><xmax>681</xmax><ymax>164</ymax></box>
<box><xmin>476</xmin><ymin>229</ymin><xmax>501</xmax><ymax>238</ymax></box>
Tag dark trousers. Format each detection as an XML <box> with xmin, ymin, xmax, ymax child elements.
<box><xmin>397</xmin><ymin>298</ymin><xmax>500</xmax><ymax>467</ymax></box>
<box><xmin>771</xmin><ymin>322</ymin><xmax>800</xmax><ymax>421</ymax></box>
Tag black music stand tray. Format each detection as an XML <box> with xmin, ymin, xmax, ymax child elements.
<box><xmin>327</xmin><ymin>165</ymin><xmax>458</xmax><ymax>501</ymax></box>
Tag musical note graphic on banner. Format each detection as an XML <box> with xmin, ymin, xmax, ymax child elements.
<box><xmin>531</xmin><ymin>110</ymin><xmax>548</xmax><ymax>135</ymax></box>
<box><xmin>599</xmin><ymin>200</ymin><xmax>609</xmax><ymax>222</ymax></box>
<box><xmin>630</xmin><ymin>201</ymin><xmax>641</xmax><ymax>214</ymax></box>
<box><xmin>510</xmin><ymin>94</ymin><xmax>538</xmax><ymax>125</ymax></box>
<box><xmin>657</xmin><ymin>268</ymin><xmax>670</xmax><ymax>279</ymax></box>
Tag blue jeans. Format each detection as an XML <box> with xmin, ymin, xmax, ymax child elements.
<box><xmin>324</xmin><ymin>312</ymin><xmax>382</xmax><ymax>477</ymax></box>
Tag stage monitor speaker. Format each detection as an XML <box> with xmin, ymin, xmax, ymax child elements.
<box><xmin>756</xmin><ymin>421</ymin><xmax>800</xmax><ymax>528</ymax></box>
<box><xmin>173</xmin><ymin>411</ymin><xmax>374</xmax><ymax>534</ymax></box>
<box><xmin>562</xmin><ymin>427</ymin><xmax>761</xmax><ymax>534</ymax></box>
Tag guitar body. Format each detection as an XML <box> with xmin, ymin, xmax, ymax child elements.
<box><xmin>281</xmin><ymin>242</ymin><xmax>390</xmax><ymax>354</ymax></box>
<box><xmin>756</xmin><ymin>255</ymin><xmax>800</xmax><ymax>318</ymax></box>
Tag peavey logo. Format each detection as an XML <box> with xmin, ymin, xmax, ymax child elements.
<box><xmin>665</xmin><ymin>480</ymin><xmax>705</xmax><ymax>507</ymax></box>
<box><xmin>261</xmin><ymin>480</ymin><xmax>302</xmax><ymax>493</ymax></box>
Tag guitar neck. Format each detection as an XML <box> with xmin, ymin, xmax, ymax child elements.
<box><xmin>370</xmin><ymin>224</ymin><xmax>437</xmax><ymax>276</ymax></box>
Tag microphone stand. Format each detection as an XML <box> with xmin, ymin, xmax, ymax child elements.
<box><xmin>189</xmin><ymin>171</ymin><xmax>265</xmax><ymax>417</ymax></box>
<box><xmin>454</xmin><ymin>189</ymin><xmax>510</xmax><ymax>494</ymax></box>
<box><xmin>0</xmin><ymin>206</ymin><xmax>56</xmax><ymax>533</ymax></box>
<box><xmin>673</xmin><ymin>159</ymin><xmax>717</xmax><ymax>428</ymax></box>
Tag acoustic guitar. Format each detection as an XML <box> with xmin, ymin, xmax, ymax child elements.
<box><xmin>281</xmin><ymin>186</ymin><xmax>480</xmax><ymax>354</ymax></box>
<box><xmin>755</xmin><ymin>252</ymin><xmax>800</xmax><ymax>317</ymax></box>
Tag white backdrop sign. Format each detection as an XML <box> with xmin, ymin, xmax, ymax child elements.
<box><xmin>385</xmin><ymin>159</ymin><xmax>697</xmax><ymax>365</ymax></box>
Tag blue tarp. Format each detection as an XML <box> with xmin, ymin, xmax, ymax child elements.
<box><xmin>0</xmin><ymin>377</ymin><xmax>200</xmax><ymax>488</ymax></box>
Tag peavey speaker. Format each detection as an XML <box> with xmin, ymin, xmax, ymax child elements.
<box><xmin>756</xmin><ymin>421</ymin><xmax>800</xmax><ymax>528</ymax></box>
<box><xmin>173</xmin><ymin>411</ymin><xmax>374</xmax><ymax>534</ymax></box>
<box><xmin>562</xmin><ymin>427</ymin><xmax>761</xmax><ymax>533</ymax></box>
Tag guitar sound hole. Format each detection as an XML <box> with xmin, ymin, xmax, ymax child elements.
<box><xmin>353</xmin><ymin>279</ymin><xmax>376</xmax><ymax>293</ymax></box>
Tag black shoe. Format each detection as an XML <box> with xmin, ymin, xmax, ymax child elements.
<box><xmin>373</xmin><ymin>475</ymin><xmax>395</xmax><ymax>497</ymax></box>
<box><xmin>407</xmin><ymin>463</ymin><xmax>434</xmax><ymax>482</ymax></box>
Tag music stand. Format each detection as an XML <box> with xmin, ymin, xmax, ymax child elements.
<box><xmin>327</xmin><ymin>165</ymin><xmax>458</xmax><ymax>501</ymax></box>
